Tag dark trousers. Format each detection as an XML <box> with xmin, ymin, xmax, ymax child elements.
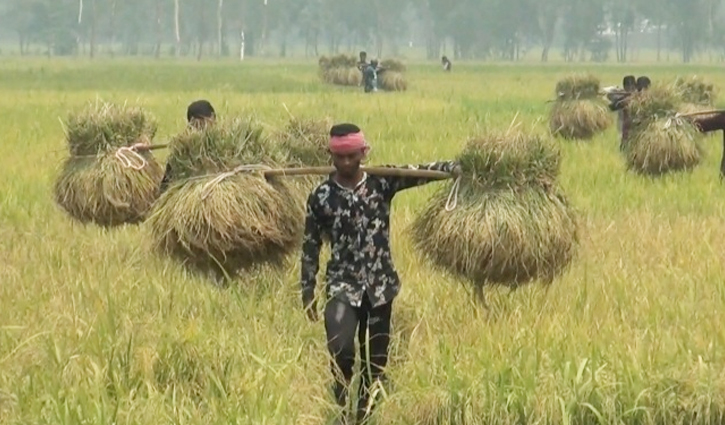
<box><xmin>324</xmin><ymin>294</ymin><xmax>392</xmax><ymax>422</ymax></box>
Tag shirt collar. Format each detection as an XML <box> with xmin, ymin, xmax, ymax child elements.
<box><xmin>331</xmin><ymin>172</ymin><xmax>368</xmax><ymax>191</ymax></box>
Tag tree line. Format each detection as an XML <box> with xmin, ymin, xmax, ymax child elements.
<box><xmin>1</xmin><ymin>0</ymin><xmax>723</xmax><ymax>63</ymax></box>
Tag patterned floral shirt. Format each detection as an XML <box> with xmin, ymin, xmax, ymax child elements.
<box><xmin>300</xmin><ymin>161</ymin><xmax>457</xmax><ymax>308</ymax></box>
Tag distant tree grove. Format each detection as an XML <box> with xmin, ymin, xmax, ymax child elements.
<box><xmin>0</xmin><ymin>0</ymin><xmax>724</xmax><ymax>63</ymax></box>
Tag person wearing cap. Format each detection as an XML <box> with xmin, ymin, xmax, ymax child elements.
<box><xmin>158</xmin><ymin>100</ymin><xmax>216</xmax><ymax>194</ymax></box>
<box><xmin>299</xmin><ymin>123</ymin><xmax>461</xmax><ymax>424</ymax></box>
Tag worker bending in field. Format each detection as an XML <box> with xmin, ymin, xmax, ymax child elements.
<box><xmin>300</xmin><ymin>123</ymin><xmax>460</xmax><ymax>424</ymax></box>
<box><xmin>158</xmin><ymin>100</ymin><xmax>216</xmax><ymax>194</ymax></box>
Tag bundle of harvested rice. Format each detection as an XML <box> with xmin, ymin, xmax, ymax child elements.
<box><xmin>673</xmin><ymin>75</ymin><xmax>717</xmax><ymax>106</ymax></box>
<box><xmin>274</xmin><ymin>116</ymin><xmax>333</xmax><ymax>195</ymax></box>
<box><xmin>275</xmin><ymin>116</ymin><xmax>332</xmax><ymax>167</ymax></box>
<box><xmin>53</xmin><ymin>100</ymin><xmax>163</xmax><ymax>227</ymax></box>
<box><xmin>379</xmin><ymin>71</ymin><xmax>408</xmax><ymax>92</ymax></box>
<box><xmin>624</xmin><ymin>85</ymin><xmax>704</xmax><ymax>176</ymax></box>
<box><xmin>380</xmin><ymin>59</ymin><xmax>406</xmax><ymax>73</ymax></box>
<box><xmin>145</xmin><ymin>117</ymin><xmax>303</xmax><ymax>278</ymax></box>
<box><xmin>318</xmin><ymin>54</ymin><xmax>361</xmax><ymax>87</ymax></box>
<box><xmin>410</xmin><ymin>127</ymin><xmax>579</xmax><ymax>293</ymax></box>
<box><xmin>549</xmin><ymin>73</ymin><xmax>612</xmax><ymax>140</ymax></box>
<box><xmin>322</xmin><ymin>67</ymin><xmax>362</xmax><ymax>86</ymax></box>
<box><xmin>323</xmin><ymin>54</ymin><xmax>358</xmax><ymax>69</ymax></box>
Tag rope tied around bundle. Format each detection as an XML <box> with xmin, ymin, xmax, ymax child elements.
<box><xmin>200</xmin><ymin>164</ymin><xmax>275</xmax><ymax>200</ymax></box>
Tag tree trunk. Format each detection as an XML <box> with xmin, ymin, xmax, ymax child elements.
<box><xmin>155</xmin><ymin>0</ymin><xmax>162</xmax><ymax>58</ymax></box>
<box><xmin>304</xmin><ymin>28</ymin><xmax>310</xmax><ymax>57</ymax></box>
<box><xmin>174</xmin><ymin>0</ymin><xmax>181</xmax><ymax>57</ymax></box>
<box><xmin>261</xmin><ymin>0</ymin><xmax>268</xmax><ymax>56</ymax></box>
<box><xmin>615</xmin><ymin>25</ymin><xmax>621</xmax><ymax>62</ymax></box>
<box><xmin>197</xmin><ymin>3</ymin><xmax>206</xmax><ymax>61</ymax></box>
<box><xmin>217</xmin><ymin>0</ymin><xmax>224</xmax><ymax>57</ymax></box>
<box><xmin>77</xmin><ymin>0</ymin><xmax>84</xmax><ymax>57</ymax></box>
<box><xmin>656</xmin><ymin>23</ymin><xmax>661</xmax><ymax>61</ymax></box>
<box><xmin>109</xmin><ymin>0</ymin><xmax>116</xmax><ymax>56</ymax></box>
<box><xmin>89</xmin><ymin>0</ymin><xmax>96</xmax><ymax>58</ymax></box>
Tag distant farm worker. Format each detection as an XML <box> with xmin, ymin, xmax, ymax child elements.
<box><xmin>607</xmin><ymin>76</ymin><xmax>636</xmax><ymax>152</ymax></box>
<box><xmin>636</xmin><ymin>76</ymin><xmax>651</xmax><ymax>92</ymax></box>
<box><xmin>158</xmin><ymin>99</ymin><xmax>216</xmax><ymax>193</ymax></box>
<box><xmin>356</xmin><ymin>51</ymin><xmax>369</xmax><ymax>87</ymax></box>
<box><xmin>300</xmin><ymin>123</ymin><xmax>461</xmax><ymax>424</ymax></box>
<box><xmin>616</xmin><ymin>75</ymin><xmax>636</xmax><ymax>150</ymax></box>
<box><xmin>362</xmin><ymin>60</ymin><xmax>380</xmax><ymax>93</ymax></box>
<box><xmin>441</xmin><ymin>55</ymin><xmax>452</xmax><ymax>72</ymax></box>
<box><xmin>357</xmin><ymin>51</ymin><xmax>368</xmax><ymax>72</ymax></box>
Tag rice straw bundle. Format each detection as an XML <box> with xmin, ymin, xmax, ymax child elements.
<box><xmin>410</xmin><ymin>125</ymin><xmax>579</xmax><ymax>296</ymax></box>
<box><xmin>53</xmin><ymin>100</ymin><xmax>163</xmax><ymax>227</ymax></box>
<box><xmin>379</xmin><ymin>71</ymin><xmax>408</xmax><ymax>92</ymax></box>
<box><xmin>624</xmin><ymin>85</ymin><xmax>704</xmax><ymax>176</ymax></box>
<box><xmin>379</xmin><ymin>59</ymin><xmax>406</xmax><ymax>73</ymax></box>
<box><xmin>273</xmin><ymin>116</ymin><xmax>333</xmax><ymax>202</ymax></box>
<box><xmin>673</xmin><ymin>76</ymin><xmax>717</xmax><ymax>106</ymax></box>
<box><xmin>549</xmin><ymin>73</ymin><xmax>612</xmax><ymax>140</ymax></box>
<box><xmin>318</xmin><ymin>54</ymin><xmax>362</xmax><ymax>87</ymax></box>
<box><xmin>145</xmin><ymin>117</ymin><xmax>304</xmax><ymax>278</ymax></box>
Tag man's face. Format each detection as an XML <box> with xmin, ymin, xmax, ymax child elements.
<box><xmin>331</xmin><ymin>149</ymin><xmax>365</xmax><ymax>179</ymax></box>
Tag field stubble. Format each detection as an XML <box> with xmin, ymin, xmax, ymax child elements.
<box><xmin>1</xmin><ymin>59</ymin><xmax>725</xmax><ymax>424</ymax></box>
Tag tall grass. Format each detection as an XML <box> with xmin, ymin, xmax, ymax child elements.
<box><xmin>2</xmin><ymin>59</ymin><xmax>725</xmax><ymax>424</ymax></box>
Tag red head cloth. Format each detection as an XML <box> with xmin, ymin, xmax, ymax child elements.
<box><xmin>329</xmin><ymin>131</ymin><xmax>369</xmax><ymax>154</ymax></box>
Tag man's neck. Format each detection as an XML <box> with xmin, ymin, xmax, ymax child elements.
<box><xmin>333</xmin><ymin>171</ymin><xmax>366</xmax><ymax>190</ymax></box>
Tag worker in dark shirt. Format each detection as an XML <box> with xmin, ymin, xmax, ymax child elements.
<box><xmin>159</xmin><ymin>100</ymin><xmax>216</xmax><ymax>193</ymax></box>
<box><xmin>607</xmin><ymin>75</ymin><xmax>636</xmax><ymax>152</ymax></box>
<box><xmin>362</xmin><ymin>60</ymin><xmax>380</xmax><ymax>93</ymax></box>
<box><xmin>300</xmin><ymin>123</ymin><xmax>460</xmax><ymax>424</ymax></box>
<box><xmin>441</xmin><ymin>55</ymin><xmax>452</xmax><ymax>72</ymax></box>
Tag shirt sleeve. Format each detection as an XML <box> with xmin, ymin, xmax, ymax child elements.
<box><xmin>300</xmin><ymin>192</ymin><xmax>323</xmax><ymax>300</ymax></box>
<box><xmin>382</xmin><ymin>160</ymin><xmax>458</xmax><ymax>198</ymax></box>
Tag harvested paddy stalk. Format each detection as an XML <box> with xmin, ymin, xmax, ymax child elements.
<box><xmin>379</xmin><ymin>59</ymin><xmax>406</xmax><ymax>73</ymax></box>
<box><xmin>624</xmin><ymin>85</ymin><xmax>703</xmax><ymax>176</ymax></box>
<box><xmin>318</xmin><ymin>54</ymin><xmax>361</xmax><ymax>87</ymax></box>
<box><xmin>145</xmin><ymin>117</ymin><xmax>303</xmax><ymax>278</ymax></box>
<box><xmin>674</xmin><ymin>76</ymin><xmax>717</xmax><ymax>106</ymax></box>
<box><xmin>53</xmin><ymin>100</ymin><xmax>163</xmax><ymax>227</ymax></box>
<box><xmin>273</xmin><ymin>116</ymin><xmax>333</xmax><ymax>194</ymax></box>
<box><xmin>275</xmin><ymin>117</ymin><xmax>332</xmax><ymax>167</ymax></box>
<box><xmin>673</xmin><ymin>76</ymin><xmax>717</xmax><ymax>115</ymax></box>
<box><xmin>410</xmin><ymin>127</ymin><xmax>579</xmax><ymax>294</ymax></box>
<box><xmin>549</xmin><ymin>73</ymin><xmax>611</xmax><ymax>140</ymax></box>
<box><xmin>379</xmin><ymin>71</ymin><xmax>408</xmax><ymax>92</ymax></box>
